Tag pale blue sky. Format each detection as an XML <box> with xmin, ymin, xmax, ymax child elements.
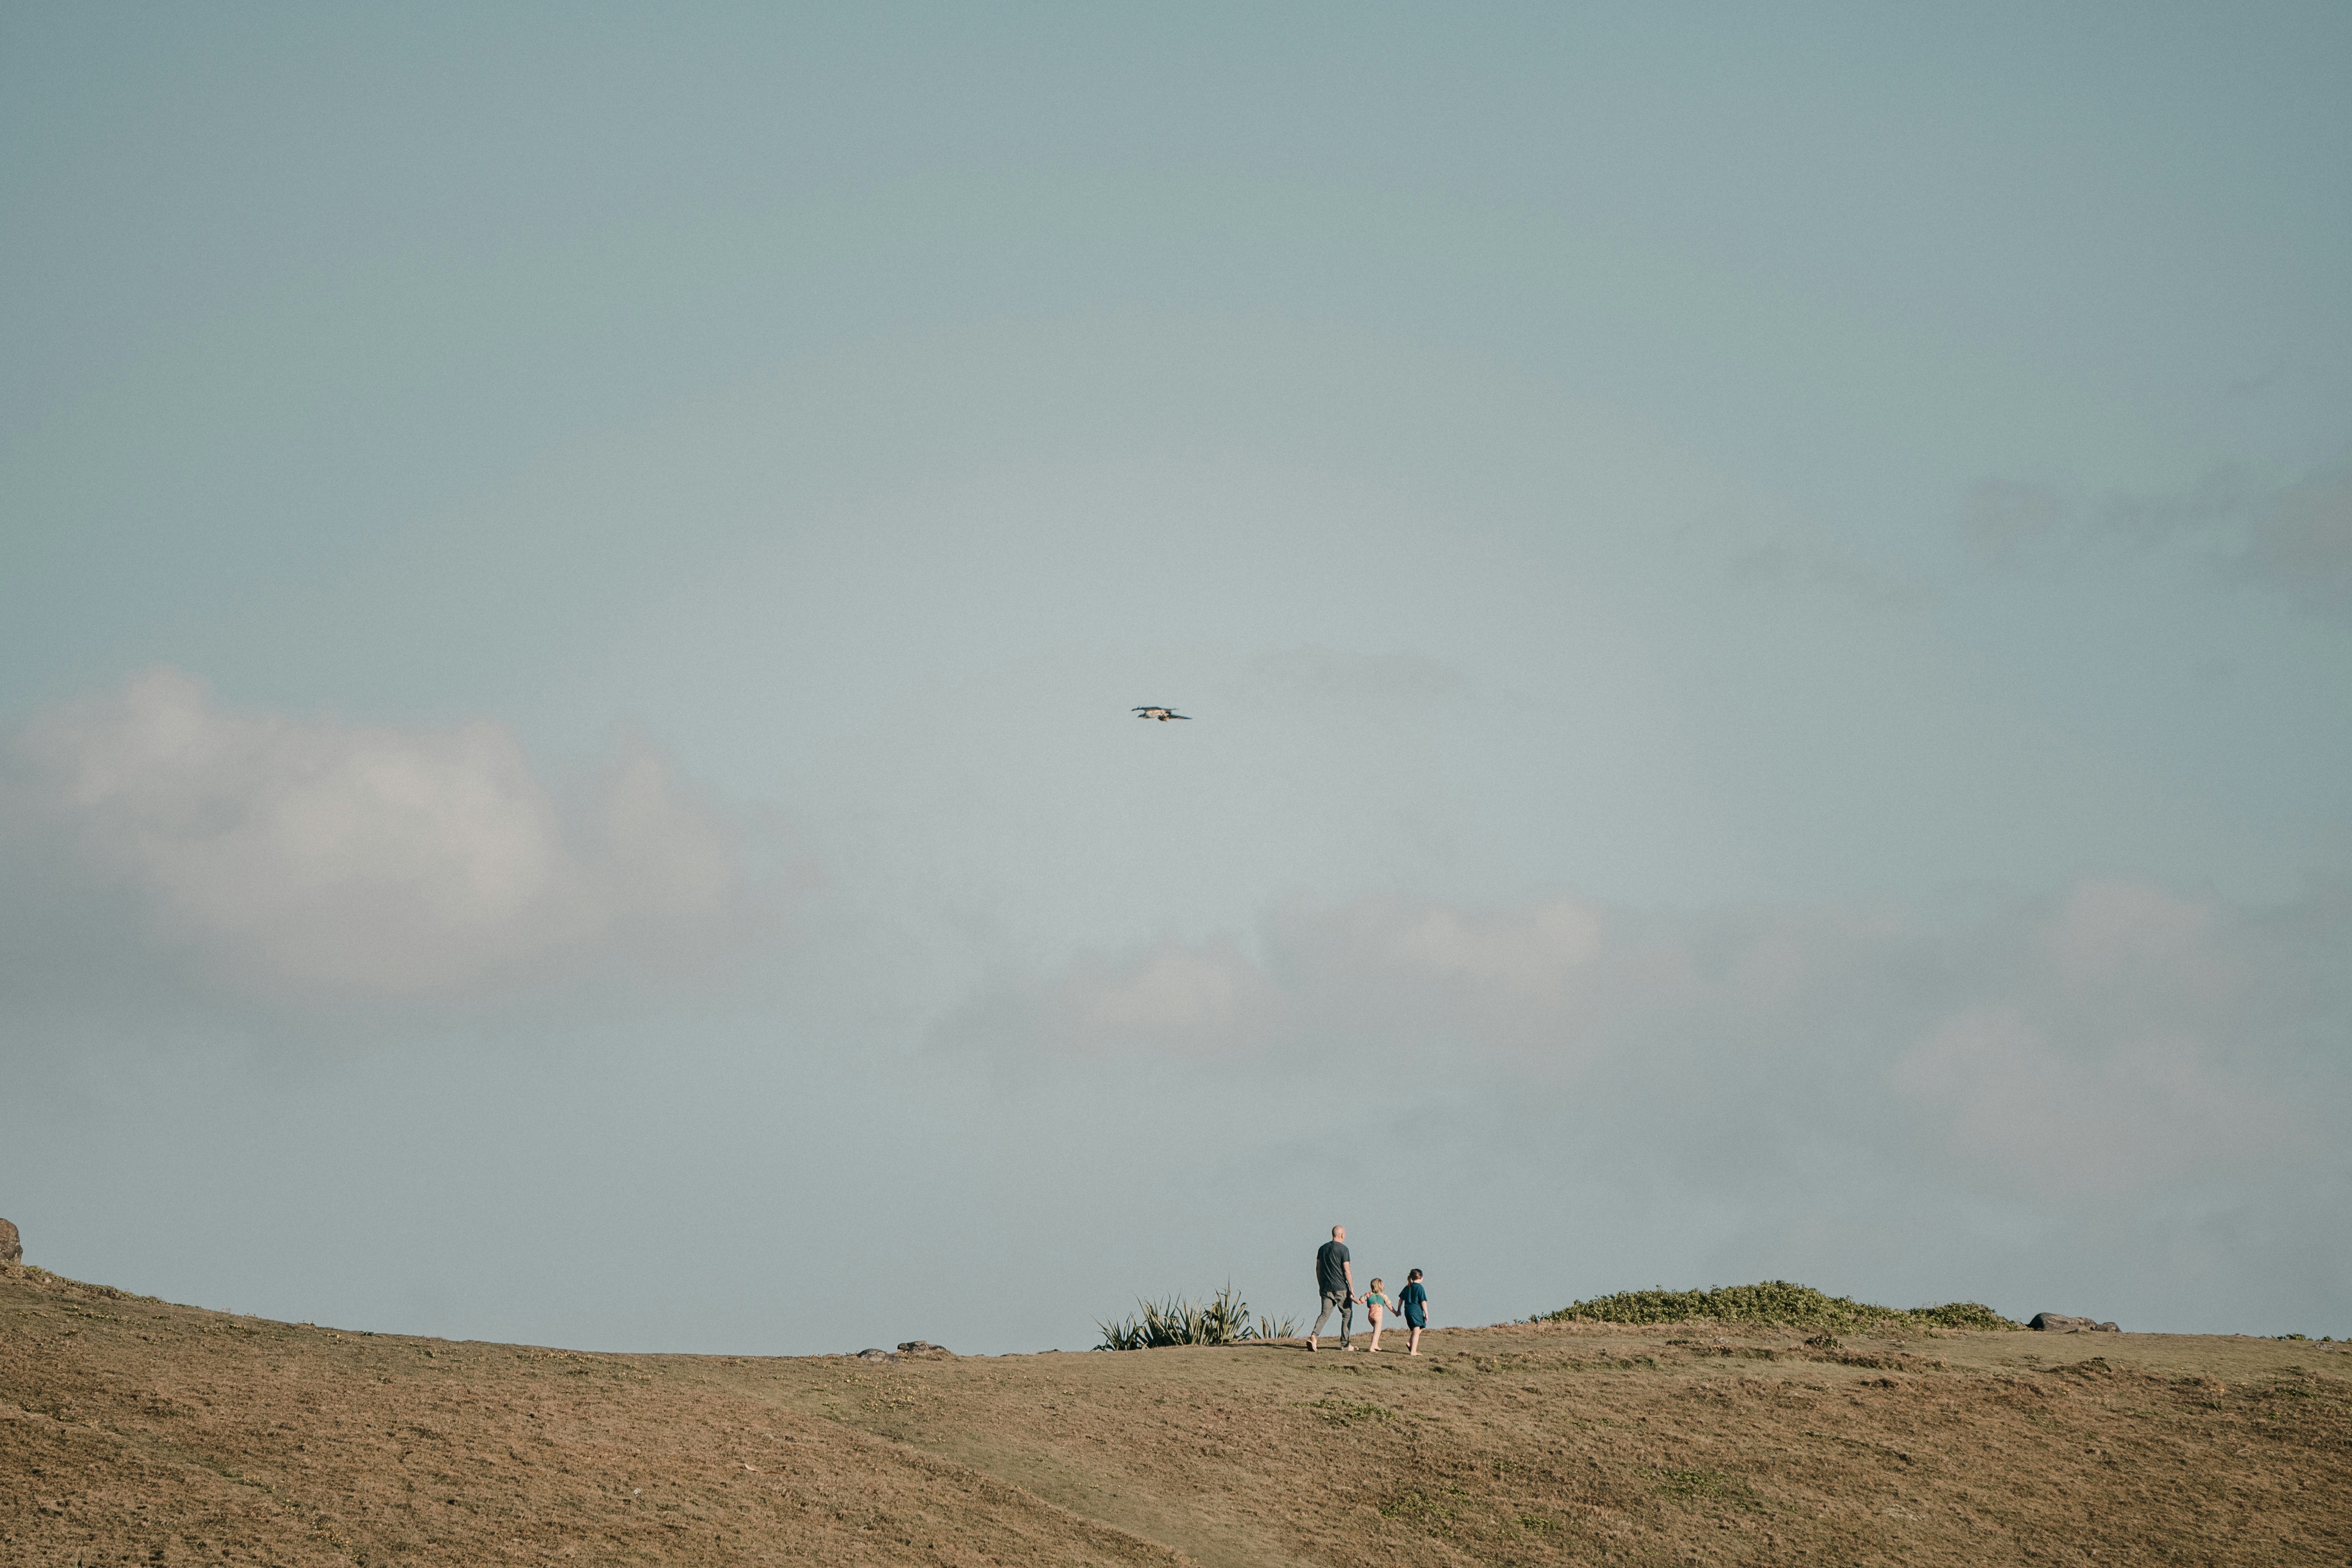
<box><xmin>4</xmin><ymin>4</ymin><xmax>2348</xmax><ymax>1349</ymax></box>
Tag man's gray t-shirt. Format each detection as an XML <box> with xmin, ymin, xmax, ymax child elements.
<box><xmin>1316</xmin><ymin>1240</ymin><xmax>1352</xmax><ymax>1296</ymax></box>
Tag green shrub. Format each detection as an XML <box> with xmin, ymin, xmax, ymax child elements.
<box><xmin>1912</xmin><ymin>1300</ymin><xmax>2019</xmax><ymax>1331</ymax></box>
<box><xmin>1534</xmin><ymin>1280</ymin><xmax>2022</xmax><ymax>1332</ymax></box>
<box><xmin>1096</xmin><ymin>1285</ymin><xmax>1300</xmax><ymax>1350</ymax></box>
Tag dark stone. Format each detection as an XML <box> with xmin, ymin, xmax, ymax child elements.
<box><xmin>855</xmin><ymin>1347</ymin><xmax>895</xmax><ymax>1361</ymax></box>
<box><xmin>0</xmin><ymin>1217</ymin><xmax>18</xmax><ymax>1268</ymax></box>
<box><xmin>2030</xmin><ymin>1312</ymin><xmax>2115</xmax><ymax>1333</ymax></box>
<box><xmin>897</xmin><ymin>1341</ymin><xmax>952</xmax><ymax>1359</ymax></box>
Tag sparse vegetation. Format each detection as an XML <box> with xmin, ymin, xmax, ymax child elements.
<box><xmin>1305</xmin><ymin>1398</ymin><xmax>1395</xmax><ymax>1424</ymax></box>
<box><xmin>1650</xmin><ymin>1466</ymin><xmax>1763</xmax><ymax>1510</ymax></box>
<box><xmin>1379</xmin><ymin>1488</ymin><xmax>1456</xmax><ymax>1532</ymax></box>
<box><xmin>1535</xmin><ymin>1280</ymin><xmax>2023</xmax><ymax>1333</ymax></box>
<box><xmin>1094</xmin><ymin>1285</ymin><xmax>1300</xmax><ymax>1350</ymax></box>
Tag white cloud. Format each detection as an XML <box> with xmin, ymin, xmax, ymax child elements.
<box><xmin>1385</xmin><ymin>898</ymin><xmax>1603</xmax><ymax>999</ymax></box>
<box><xmin>1959</xmin><ymin>479</ymin><xmax>2065</xmax><ymax>568</ymax></box>
<box><xmin>10</xmin><ymin>669</ymin><xmax>746</xmax><ymax>997</ymax></box>
<box><xmin>974</xmin><ymin>935</ymin><xmax>1281</xmax><ymax>1057</ymax></box>
<box><xmin>965</xmin><ymin>879</ymin><xmax>2345</xmax><ymax>1209</ymax></box>
<box><xmin>2249</xmin><ymin>467</ymin><xmax>2352</xmax><ymax>613</ymax></box>
<box><xmin>1963</xmin><ymin>460</ymin><xmax>2352</xmax><ymax>615</ymax></box>
<box><xmin>1887</xmin><ymin>1005</ymin><xmax>2289</xmax><ymax>1201</ymax></box>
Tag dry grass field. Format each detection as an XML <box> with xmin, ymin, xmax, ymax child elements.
<box><xmin>5</xmin><ymin>1265</ymin><xmax>2347</xmax><ymax>1566</ymax></box>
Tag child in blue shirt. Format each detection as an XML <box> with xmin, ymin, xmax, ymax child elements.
<box><xmin>1398</xmin><ymin>1269</ymin><xmax>1430</xmax><ymax>1356</ymax></box>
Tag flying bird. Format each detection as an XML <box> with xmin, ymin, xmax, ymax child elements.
<box><xmin>1133</xmin><ymin>706</ymin><xmax>1191</xmax><ymax>721</ymax></box>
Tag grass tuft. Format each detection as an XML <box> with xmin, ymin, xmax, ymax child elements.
<box><xmin>1534</xmin><ymin>1281</ymin><xmax>2023</xmax><ymax>1333</ymax></box>
<box><xmin>1650</xmin><ymin>1467</ymin><xmax>1763</xmax><ymax>1510</ymax></box>
<box><xmin>1305</xmin><ymin>1398</ymin><xmax>1395</xmax><ymax>1424</ymax></box>
<box><xmin>1379</xmin><ymin>1488</ymin><xmax>1455</xmax><ymax>1531</ymax></box>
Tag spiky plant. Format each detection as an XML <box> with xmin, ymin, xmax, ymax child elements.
<box><xmin>1095</xmin><ymin>1284</ymin><xmax>1299</xmax><ymax>1349</ymax></box>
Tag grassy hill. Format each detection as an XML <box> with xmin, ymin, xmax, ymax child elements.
<box><xmin>5</xmin><ymin>1265</ymin><xmax>2348</xmax><ymax>1566</ymax></box>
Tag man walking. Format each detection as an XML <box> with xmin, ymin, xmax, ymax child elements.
<box><xmin>1308</xmin><ymin>1224</ymin><xmax>1355</xmax><ymax>1351</ymax></box>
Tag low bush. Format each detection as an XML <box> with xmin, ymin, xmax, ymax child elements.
<box><xmin>1911</xmin><ymin>1299</ymin><xmax>2020</xmax><ymax>1331</ymax></box>
<box><xmin>1534</xmin><ymin>1280</ymin><xmax>2021</xmax><ymax>1333</ymax></box>
<box><xmin>1096</xmin><ymin>1285</ymin><xmax>1301</xmax><ymax>1350</ymax></box>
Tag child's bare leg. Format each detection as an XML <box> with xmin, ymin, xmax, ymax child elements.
<box><xmin>1408</xmin><ymin>1325</ymin><xmax>1423</xmax><ymax>1355</ymax></box>
<box><xmin>1368</xmin><ymin>1311</ymin><xmax>1383</xmax><ymax>1351</ymax></box>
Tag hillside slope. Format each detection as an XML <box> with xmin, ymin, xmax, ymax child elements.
<box><xmin>5</xmin><ymin>1268</ymin><xmax>2347</xmax><ymax>1565</ymax></box>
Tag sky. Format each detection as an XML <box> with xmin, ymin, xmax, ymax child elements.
<box><xmin>3</xmin><ymin>3</ymin><xmax>2348</xmax><ymax>1353</ymax></box>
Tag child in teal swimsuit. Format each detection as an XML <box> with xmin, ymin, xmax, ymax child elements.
<box><xmin>1363</xmin><ymin>1279</ymin><xmax>1394</xmax><ymax>1351</ymax></box>
<box><xmin>1398</xmin><ymin>1269</ymin><xmax>1429</xmax><ymax>1356</ymax></box>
